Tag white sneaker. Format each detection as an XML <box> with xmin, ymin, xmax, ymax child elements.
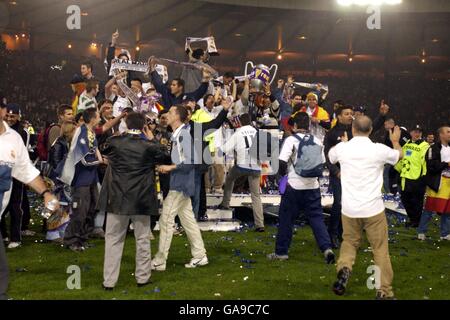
<box><xmin>150</xmin><ymin>260</ymin><xmax>166</xmax><ymax>271</ymax></box>
<box><xmin>7</xmin><ymin>242</ymin><xmax>21</xmax><ymax>249</ymax></box>
<box><xmin>418</xmin><ymin>233</ymin><xmax>426</xmax><ymax>241</ymax></box>
<box><xmin>173</xmin><ymin>224</ymin><xmax>184</xmax><ymax>235</ymax></box>
<box><xmin>440</xmin><ymin>235</ymin><xmax>450</xmax><ymax>241</ymax></box>
<box><xmin>185</xmin><ymin>256</ymin><xmax>209</xmax><ymax>269</ymax></box>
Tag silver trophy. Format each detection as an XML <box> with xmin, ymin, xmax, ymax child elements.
<box><xmin>244</xmin><ymin>61</ymin><xmax>278</xmax><ymax>92</ymax></box>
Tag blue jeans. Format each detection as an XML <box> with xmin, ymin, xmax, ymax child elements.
<box><xmin>329</xmin><ymin>175</ymin><xmax>343</xmax><ymax>239</ymax></box>
<box><xmin>417</xmin><ymin>210</ymin><xmax>450</xmax><ymax>237</ymax></box>
<box><xmin>275</xmin><ymin>185</ymin><xmax>332</xmax><ymax>255</ymax></box>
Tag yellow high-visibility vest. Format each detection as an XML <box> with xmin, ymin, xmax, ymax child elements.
<box><xmin>394</xmin><ymin>140</ymin><xmax>430</xmax><ymax>190</ymax></box>
<box><xmin>192</xmin><ymin>109</ymin><xmax>216</xmax><ymax>153</ymax></box>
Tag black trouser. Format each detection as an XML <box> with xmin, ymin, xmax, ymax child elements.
<box><xmin>0</xmin><ymin>232</ymin><xmax>9</xmax><ymax>300</ymax></box>
<box><xmin>328</xmin><ymin>175</ymin><xmax>343</xmax><ymax>240</ymax></box>
<box><xmin>0</xmin><ymin>179</ymin><xmax>26</xmax><ymax>242</ymax></box>
<box><xmin>198</xmin><ymin>173</ymin><xmax>207</xmax><ymax>220</ymax></box>
<box><xmin>20</xmin><ymin>186</ymin><xmax>31</xmax><ymax>231</ymax></box>
<box><xmin>160</xmin><ymin>173</ymin><xmax>170</xmax><ymax>200</ymax></box>
<box><xmin>64</xmin><ymin>184</ymin><xmax>98</xmax><ymax>247</ymax></box>
<box><xmin>389</xmin><ymin>166</ymin><xmax>399</xmax><ymax>195</ymax></box>
<box><xmin>400</xmin><ymin>178</ymin><xmax>426</xmax><ymax>227</ymax></box>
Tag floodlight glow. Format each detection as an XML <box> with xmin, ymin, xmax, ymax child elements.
<box><xmin>337</xmin><ymin>0</ymin><xmax>352</xmax><ymax>6</ymax></box>
<box><xmin>337</xmin><ymin>0</ymin><xmax>401</xmax><ymax>6</ymax></box>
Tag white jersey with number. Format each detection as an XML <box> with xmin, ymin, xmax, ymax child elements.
<box><xmin>220</xmin><ymin>125</ymin><xmax>260</xmax><ymax>171</ymax></box>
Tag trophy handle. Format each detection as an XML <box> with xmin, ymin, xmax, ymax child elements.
<box><xmin>245</xmin><ymin>61</ymin><xmax>254</xmax><ymax>78</ymax></box>
<box><xmin>268</xmin><ymin>64</ymin><xmax>278</xmax><ymax>85</ymax></box>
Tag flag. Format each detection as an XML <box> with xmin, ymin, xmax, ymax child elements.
<box><xmin>60</xmin><ymin>125</ymin><xmax>94</xmax><ymax>185</ymax></box>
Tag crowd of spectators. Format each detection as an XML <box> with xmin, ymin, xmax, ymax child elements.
<box><xmin>0</xmin><ymin>47</ymin><xmax>448</xmax><ymax>133</ymax></box>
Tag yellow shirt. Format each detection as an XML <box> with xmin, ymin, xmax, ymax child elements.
<box><xmin>192</xmin><ymin>109</ymin><xmax>216</xmax><ymax>153</ymax></box>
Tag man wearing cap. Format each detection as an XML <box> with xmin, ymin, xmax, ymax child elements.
<box><xmin>0</xmin><ymin>101</ymin><xmax>59</xmax><ymax>299</ymax></box>
<box><xmin>299</xmin><ymin>92</ymin><xmax>330</xmax><ymax>130</ymax></box>
<box><xmin>395</xmin><ymin>125</ymin><xmax>430</xmax><ymax>227</ymax></box>
<box><xmin>0</xmin><ymin>104</ymin><xmax>35</xmax><ymax>248</ymax></box>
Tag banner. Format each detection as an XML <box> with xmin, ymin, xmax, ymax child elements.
<box><xmin>293</xmin><ymin>82</ymin><xmax>329</xmax><ymax>92</ymax></box>
<box><xmin>109</xmin><ymin>58</ymin><xmax>149</xmax><ymax>75</ymax></box>
<box><xmin>185</xmin><ymin>36</ymin><xmax>219</xmax><ymax>55</ymax></box>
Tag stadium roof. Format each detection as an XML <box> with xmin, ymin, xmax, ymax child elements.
<box><xmin>1</xmin><ymin>0</ymin><xmax>449</xmax><ymax>76</ymax></box>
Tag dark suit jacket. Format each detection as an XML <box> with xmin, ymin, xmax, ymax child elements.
<box><xmin>97</xmin><ymin>134</ymin><xmax>170</xmax><ymax>215</ymax></box>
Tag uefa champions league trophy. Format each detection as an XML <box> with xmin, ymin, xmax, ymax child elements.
<box><xmin>244</xmin><ymin>62</ymin><xmax>278</xmax><ymax>93</ymax></box>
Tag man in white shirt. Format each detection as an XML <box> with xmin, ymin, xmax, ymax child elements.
<box><xmin>267</xmin><ymin>112</ymin><xmax>335</xmax><ymax>264</ymax></box>
<box><xmin>0</xmin><ymin>102</ymin><xmax>59</xmax><ymax>300</ymax></box>
<box><xmin>328</xmin><ymin>115</ymin><xmax>403</xmax><ymax>299</ymax></box>
<box><xmin>202</xmin><ymin>94</ymin><xmax>223</xmax><ymax>119</ymax></box>
<box><xmin>218</xmin><ymin>113</ymin><xmax>264</xmax><ymax>232</ymax></box>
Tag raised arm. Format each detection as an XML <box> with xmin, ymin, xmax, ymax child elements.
<box><xmin>101</xmin><ymin>112</ymin><xmax>126</xmax><ymax>133</ymax></box>
<box><xmin>106</xmin><ymin>30</ymin><xmax>119</xmax><ymax>76</ymax></box>
<box><xmin>373</xmin><ymin>100</ymin><xmax>390</xmax><ymax>132</ymax></box>
<box><xmin>148</xmin><ymin>57</ymin><xmax>170</xmax><ymax>100</ymax></box>
<box><xmin>200</xmin><ymin>97</ymin><xmax>233</xmax><ymax>134</ymax></box>
<box><xmin>240</xmin><ymin>77</ymin><xmax>250</xmax><ymax>106</ymax></box>
<box><xmin>389</xmin><ymin>126</ymin><xmax>404</xmax><ymax>160</ymax></box>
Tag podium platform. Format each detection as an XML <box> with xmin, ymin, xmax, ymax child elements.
<box><xmin>202</xmin><ymin>193</ymin><xmax>407</xmax><ymax>231</ymax></box>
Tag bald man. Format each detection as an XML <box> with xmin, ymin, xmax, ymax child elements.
<box><xmin>328</xmin><ymin>116</ymin><xmax>403</xmax><ymax>299</ymax></box>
